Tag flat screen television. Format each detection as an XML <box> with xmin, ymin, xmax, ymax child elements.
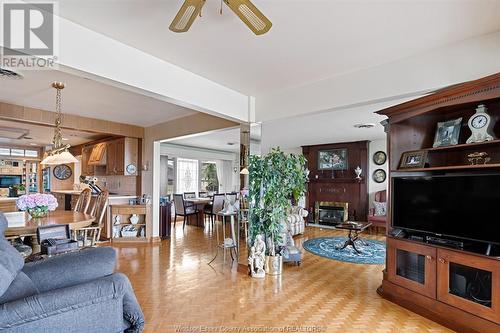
<box><xmin>392</xmin><ymin>174</ymin><xmax>500</xmax><ymax>245</ymax></box>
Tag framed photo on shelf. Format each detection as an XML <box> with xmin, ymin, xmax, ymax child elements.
<box><xmin>317</xmin><ymin>149</ymin><xmax>348</xmax><ymax>170</ymax></box>
<box><xmin>433</xmin><ymin>118</ymin><xmax>462</xmax><ymax>147</ymax></box>
<box><xmin>399</xmin><ymin>150</ymin><xmax>428</xmax><ymax>169</ymax></box>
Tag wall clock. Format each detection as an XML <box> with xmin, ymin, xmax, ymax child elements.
<box><xmin>53</xmin><ymin>164</ymin><xmax>72</xmax><ymax>180</ymax></box>
<box><xmin>372</xmin><ymin>169</ymin><xmax>386</xmax><ymax>183</ymax></box>
<box><xmin>126</xmin><ymin>164</ymin><xmax>137</xmax><ymax>175</ymax></box>
<box><xmin>466</xmin><ymin>104</ymin><xmax>496</xmax><ymax>143</ymax></box>
<box><xmin>373</xmin><ymin>151</ymin><xmax>387</xmax><ymax>165</ymax></box>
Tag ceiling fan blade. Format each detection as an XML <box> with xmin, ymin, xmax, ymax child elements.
<box><xmin>223</xmin><ymin>0</ymin><xmax>272</xmax><ymax>35</ymax></box>
<box><xmin>169</xmin><ymin>0</ymin><xmax>206</xmax><ymax>33</ymax></box>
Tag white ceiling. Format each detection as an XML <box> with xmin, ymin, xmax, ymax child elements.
<box><xmin>0</xmin><ymin>119</ymin><xmax>105</xmax><ymax>147</ymax></box>
<box><xmin>0</xmin><ymin>69</ymin><xmax>197</xmax><ymax>127</ymax></box>
<box><xmin>260</xmin><ymin>95</ymin><xmax>425</xmax><ymax>151</ymax></box>
<box><xmin>167</xmin><ymin>125</ymin><xmax>262</xmax><ymax>153</ymax></box>
<box><xmin>58</xmin><ymin>0</ymin><xmax>500</xmax><ymax>96</ymax></box>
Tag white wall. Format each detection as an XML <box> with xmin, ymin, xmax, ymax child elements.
<box><xmin>368</xmin><ymin>139</ymin><xmax>388</xmax><ymax>208</ymax></box>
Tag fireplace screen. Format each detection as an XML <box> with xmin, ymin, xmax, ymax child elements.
<box><xmin>315</xmin><ymin>202</ymin><xmax>348</xmax><ymax>225</ymax></box>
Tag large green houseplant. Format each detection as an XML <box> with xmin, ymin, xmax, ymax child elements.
<box><xmin>249</xmin><ymin>148</ymin><xmax>308</xmax><ymax>275</ymax></box>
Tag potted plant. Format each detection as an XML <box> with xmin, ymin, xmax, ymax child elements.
<box><xmin>249</xmin><ymin>148</ymin><xmax>308</xmax><ymax>276</ymax></box>
<box><xmin>16</xmin><ymin>193</ymin><xmax>58</xmax><ymax>218</ymax></box>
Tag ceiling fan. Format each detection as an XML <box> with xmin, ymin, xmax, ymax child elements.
<box><xmin>169</xmin><ymin>0</ymin><xmax>272</xmax><ymax>35</ymax></box>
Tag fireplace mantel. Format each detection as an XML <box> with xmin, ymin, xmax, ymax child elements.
<box><xmin>302</xmin><ymin>141</ymin><xmax>369</xmax><ymax>222</ymax></box>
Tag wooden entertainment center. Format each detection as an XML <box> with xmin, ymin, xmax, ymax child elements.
<box><xmin>377</xmin><ymin>73</ymin><xmax>500</xmax><ymax>333</ymax></box>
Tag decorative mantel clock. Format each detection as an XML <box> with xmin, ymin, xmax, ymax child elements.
<box><xmin>466</xmin><ymin>104</ymin><xmax>496</xmax><ymax>143</ymax></box>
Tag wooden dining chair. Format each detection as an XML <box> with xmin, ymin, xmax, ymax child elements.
<box><xmin>73</xmin><ymin>188</ymin><xmax>92</xmax><ymax>214</ymax></box>
<box><xmin>72</xmin><ymin>190</ymin><xmax>109</xmax><ymax>247</ymax></box>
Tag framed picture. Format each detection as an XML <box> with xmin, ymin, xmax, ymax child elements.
<box><xmin>373</xmin><ymin>151</ymin><xmax>387</xmax><ymax>165</ymax></box>
<box><xmin>317</xmin><ymin>149</ymin><xmax>348</xmax><ymax>170</ymax></box>
<box><xmin>372</xmin><ymin>169</ymin><xmax>386</xmax><ymax>183</ymax></box>
<box><xmin>399</xmin><ymin>150</ymin><xmax>428</xmax><ymax>169</ymax></box>
<box><xmin>433</xmin><ymin>118</ymin><xmax>462</xmax><ymax>147</ymax></box>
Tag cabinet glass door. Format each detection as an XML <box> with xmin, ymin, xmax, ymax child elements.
<box><xmin>396</xmin><ymin>249</ymin><xmax>426</xmax><ymax>284</ymax></box>
<box><xmin>437</xmin><ymin>249</ymin><xmax>499</xmax><ymax>324</ymax></box>
<box><xmin>387</xmin><ymin>238</ymin><xmax>436</xmax><ymax>298</ymax></box>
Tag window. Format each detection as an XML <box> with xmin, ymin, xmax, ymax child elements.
<box><xmin>167</xmin><ymin>158</ymin><xmax>175</xmax><ymax>195</ymax></box>
<box><xmin>200</xmin><ymin>162</ymin><xmax>219</xmax><ymax>192</ymax></box>
<box><xmin>176</xmin><ymin>158</ymin><xmax>198</xmax><ymax>194</ymax></box>
<box><xmin>10</xmin><ymin>149</ymin><xmax>24</xmax><ymax>156</ymax></box>
<box><xmin>24</xmin><ymin>150</ymin><xmax>38</xmax><ymax>157</ymax></box>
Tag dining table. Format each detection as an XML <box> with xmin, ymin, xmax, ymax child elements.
<box><xmin>4</xmin><ymin>210</ymin><xmax>95</xmax><ymax>238</ymax></box>
<box><xmin>184</xmin><ymin>197</ymin><xmax>212</xmax><ymax>227</ymax></box>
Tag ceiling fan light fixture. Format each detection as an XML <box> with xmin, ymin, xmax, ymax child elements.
<box><xmin>224</xmin><ymin>0</ymin><xmax>272</xmax><ymax>35</ymax></box>
<box><xmin>238</xmin><ymin>4</ymin><xmax>265</xmax><ymax>31</ymax></box>
<box><xmin>175</xmin><ymin>5</ymin><xmax>196</xmax><ymax>30</ymax></box>
<box><xmin>169</xmin><ymin>0</ymin><xmax>206</xmax><ymax>33</ymax></box>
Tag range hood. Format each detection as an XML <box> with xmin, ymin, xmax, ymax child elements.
<box><xmin>87</xmin><ymin>142</ymin><xmax>107</xmax><ymax>166</ymax></box>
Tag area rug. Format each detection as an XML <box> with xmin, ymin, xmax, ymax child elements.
<box><xmin>303</xmin><ymin>236</ymin><xmax>386</xmax><ymax>265</ymax></box>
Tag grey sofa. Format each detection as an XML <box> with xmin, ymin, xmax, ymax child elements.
<box><xmin>0</xmin><ymin>213</ymin><xmax>144</xmax><ymax>333</ymax></box>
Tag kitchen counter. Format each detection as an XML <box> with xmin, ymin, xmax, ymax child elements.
<box><xmin>0</xmin><ymin>197</ymin><xmax>18</xmax><ymax>212</ymax></box>
<box><xmin>0</xmin><ymin>197</ymin><xmax>18</xmax><ymax>201</ymax></box>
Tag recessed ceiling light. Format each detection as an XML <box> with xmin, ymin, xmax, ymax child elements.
<box><xmin>29</xmin><ymin>143</ymin><xmax>38</xmax><ymax>146</ymax></box>
<box><xmin>62</xmin><ymin>137</ymin><xmax>69</xmax><ymax>141</ymax></box>
<box><xmin>354</xmin><ymin>123</ymin><xmax>376</xmax><ymax>129</ymax></box>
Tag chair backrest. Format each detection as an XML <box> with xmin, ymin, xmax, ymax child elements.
<box><xmin>212</xmin><ymin>194</ymin><xmax>225</xmax><ymax>214</ymax></box>
<box><xmin>184</xmin><ymin>192</ymin><xmax>196</xmax><ymax>199</ymax></box>
<box><xmin>198</xmin><ymin>191</ymin><xmax>208</xmax><ymax>198</ymax></box>
<box><xmin>90</xmin><ymin>190</ymin><xmax>109</xmax><ymax>226</ymax></box>
<box><xmin>74</xmin><ymin>188</ymin><xmax>92</xmax><ymax>214</ymax></box>
<box><xmin>173</xmin><ymin>194</ymin><xmax>185</xmax><ymax>214</ymax></box>
<box><xmin>227</xmin><ymin>193</ymin><xmax>237</xmax><ymax>205</ymax></box>
<box><xmin>375</xmin><ymin>190</ymin><xmax>387</xmax><ymax>203</ymax></box>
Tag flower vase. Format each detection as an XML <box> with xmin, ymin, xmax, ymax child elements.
<box><xmin>27</xmin><ymin>207</ymin><xmax>48</xmax><ymax>219</ymax></box>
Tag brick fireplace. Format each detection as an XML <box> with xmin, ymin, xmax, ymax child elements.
<box><xmin>302</xmin><ymin>141</ymin><xmax>368</xmax><ymax>223</ymax></box>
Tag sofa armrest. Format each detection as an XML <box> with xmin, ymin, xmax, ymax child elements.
<box><xmin>22</xmin><ymin>247</ymin><xmax>116</xmax><ymax>293</ymax></box>
<box><xmin>0</xmin><ymin>273</ymin><xmax>126</xmax><ymax>330</ymax></box>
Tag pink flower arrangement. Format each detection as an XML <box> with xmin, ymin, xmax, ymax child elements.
<box><xmin>16</xmin><ymin>193</ymin><xmax>58</xmax><ymax>217</ymax></box>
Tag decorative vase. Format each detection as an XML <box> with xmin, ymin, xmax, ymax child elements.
<box><xmin>265</xmin><ymin>255</ymin><xmax>283</xmax><ymax>276</ymax></box>
<box><xmin>129</xmin><ymin>214</ymin><xmax>139</xmax><ymax>225</ymax></box>
<box><xmin>27</xmin><ymin>207</ymin><xmax>48</xmax><ymax>219</ymax></box>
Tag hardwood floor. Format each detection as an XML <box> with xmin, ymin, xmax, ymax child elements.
<box><xmin>111</xmin><ymin>222</ymin><xmax>453</xmax><ymax>333</ymax></box>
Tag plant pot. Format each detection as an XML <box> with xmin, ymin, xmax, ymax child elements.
<box><xmin>265</xmin><ymin>255</ymin><xmax>283</xmax><ymax>275</ymax></box>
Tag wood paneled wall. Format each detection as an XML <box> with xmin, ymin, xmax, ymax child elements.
<box><xmin>302</xmin><ymin>141</ymin><xmax>369</xmax><ymax>221</ymax></box>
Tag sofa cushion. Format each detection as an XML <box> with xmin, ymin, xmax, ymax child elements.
<box><xmin>0</xmin><ymin>214</ymin><xmax>25</xmax><ymax>299</ymax></box>
<box><xmin>0</xmin><ymin>271</ymin><xmax>38</xmax><ymax>304</ymax></box>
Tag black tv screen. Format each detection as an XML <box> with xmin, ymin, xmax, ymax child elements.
<box><xmin>392</xmin><ymin>174</ymin><xmax>500</xmax><ymax>245</ymax></box>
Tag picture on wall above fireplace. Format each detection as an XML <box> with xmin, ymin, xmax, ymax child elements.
<box><xmin>318</xmin><ymin>149</ymin><xmax>348</xmax><ymax>170</ymax></box>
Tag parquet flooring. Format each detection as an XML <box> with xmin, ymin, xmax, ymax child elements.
<box><xmin>111</xmin><ymin>221</ymin><xmax>454</xmax><ymax>333</ymax></box>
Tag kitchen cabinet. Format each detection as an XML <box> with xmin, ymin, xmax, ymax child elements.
<box><xmin>106</xmin><ymin>138</ymin><xmax>138</xmax><ymax>176</ymax></box>
<box><xmin>81</xmin><ymin>146</ymin><xmax>94</xmax><ymax>176</ymax></box>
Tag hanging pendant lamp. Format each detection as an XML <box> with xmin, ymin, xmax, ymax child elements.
<box><xmin>41</xmin><ymin>82</ymin><xmax>78</xmax><ymax>165</ymax></box>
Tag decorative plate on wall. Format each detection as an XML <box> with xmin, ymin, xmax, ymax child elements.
<box><xmin>53</xmin><ymin>164</ymin><xmax>72</xmax><ymax>180</ymax></box>
<box><xmin>372</xmin><ymin>169</ymin><xmax>386</xmax><ymax>183</ymax></box>
<box><xmin>373</xmin><ymin>151</ymin><xmax>387</xmax><ymax>165</ymax></box>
